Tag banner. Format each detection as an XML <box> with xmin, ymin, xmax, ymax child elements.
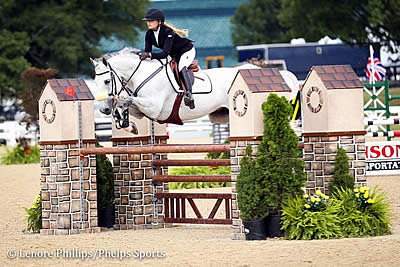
<box><xmin>365</xmin><ymin>141</ymin><xmax>400</xmax><ymax>175</ymax></box>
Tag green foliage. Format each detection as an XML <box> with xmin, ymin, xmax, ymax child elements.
<box><xmin>281</xmin><ymin>196</ymin><xmax>342</xmax><ymax>240</ymax></box>
<box><xmin>231</xmin><ymin>0</ymin><xmax>400</xmax><ymax>52</ymax></box>
<box><xmin>279</xmin><ymin>0</ymin><xmax>400</xmax><ymax>52</ymax></box>
<box><xmin>236</xmin><ymin>146</ymin><xmax>267</xmax><ymax>221</ymax></box>
<box><xmin>168</xmin><ymin>166</ymin><xmax>231</xmax><ymax>189</ymax></box>
<box><xmin>1</xmin><ymin>145</ymin><xmax>40</xmax><ymax>165</ymax></box>
<box><xmin>258</xmin><ymin>94</ymin><xmax>307</xmax><ymax>210</ymax></box>
<box><xmin>0</xmin><ymin>0</ymin><xmax>149</xmax><ymax>94</ymax></box>
<box><xmin>23</xmin><ymin>194</ymin><xmax>42</xmax><ymax>233</ymax></box>
<box><xmin>237</xmin><ymin>94</ymin><xmax>306</xmax><ymax>221</ymax></box>
<box><xmin>331</xmin><ymin>187</ymin><xmax>391</xmax><ymax>237</ymax></box>
<box><xmin>96</xmin><ymin>153</ymin><xmax>114</xmax><ymax>211</ymax></box>
<box><xmin>0</xmin><ymin>29</ymin><xmax>31</xmax><ymax>98</ymax></box>
<box><xmin>231</xmin><ymin>0</ymin><xmax>289</xmax><ymax>46</ymax></box>
<box><xmin>329</xmin><ymin>148</ymin><xmax>354</xmax><ymax>195</ymax></box>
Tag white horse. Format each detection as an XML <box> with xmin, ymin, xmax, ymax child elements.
<box><xmin>91</xmin><ymin>47</ymin><xmax>258</xmax><ymax>133</ymax></box>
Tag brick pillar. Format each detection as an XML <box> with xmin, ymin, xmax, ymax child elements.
<box><xmin>40</xmin><ymin>140</ymin><xmax>100</xmax><ymax>235</ymax></box>
<box><xmin>303</xmin><ymin>134</ymin><xmax>366</xmax><ymax>194</ymax></box>
<box><xmin>230</xmin><ymin>138</ymin><xmax>261</xmax><ymax>240</ymax></box>
<box><xmin>112</xmin><ymin>136</ymin><xmax>168</xmax><ymax>230</ymax></box>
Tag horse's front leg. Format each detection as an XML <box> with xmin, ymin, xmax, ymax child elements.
<box><xmin>125</xmin><ymin>95</ymin><xmax>164</xmax><ymax>120</ymax></box>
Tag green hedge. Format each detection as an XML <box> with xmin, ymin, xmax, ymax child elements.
<box><xmin>168</xmin><ymin>166</ymin><xmax>231</xmax><ymax>189</ymax></box>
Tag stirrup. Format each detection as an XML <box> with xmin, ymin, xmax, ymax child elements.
<box><xmin>184</xmin><ymin>94</ymin><xmax>195</xmax><ymax>109</ymax></box>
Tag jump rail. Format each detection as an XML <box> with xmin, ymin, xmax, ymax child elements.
<box><xmin>80</xmin><ymin>144</ymin><xmax>230</xmax><ymax>155</ymax></box>
<box><xmin>152</xmin><ymin>159</ymin><xmax>231</xmax><ymax>166</ymax></box>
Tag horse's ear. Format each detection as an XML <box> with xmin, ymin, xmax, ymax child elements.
<box><xmin>90</xmin><ymin>57</ymin><xmax>98</xmax><ymax>67</ymax></box>
<box><xmin>102</xmin><ymin>57</ymin><xmax>108</xmax><ymax>67</ymax></box>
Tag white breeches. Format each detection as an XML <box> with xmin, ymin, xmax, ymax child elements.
<box><xmin>178</xmin><ymin>47</ymin><xmax>196</xmax><ymax>72</ymax></box>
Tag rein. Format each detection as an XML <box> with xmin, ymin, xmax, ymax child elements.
<box><xmin>95</xmin><ymin>58</ymin><xmax>170</xmax><ymax>98</ymax></box>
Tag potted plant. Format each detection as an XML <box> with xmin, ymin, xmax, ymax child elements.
<box><xmin>237</xmin><ymin>93</ymin><xmax>307</xmax><ymax>239</ymax></box>
<box><xmin>237</xmin><ymin>146</ymin><xmax>269</xmax><ymax>240</ymax></box>
<box><xmin>96</xmin><ymin>145</ymin><xmax>115</xmax><ymax>228</ymax></box>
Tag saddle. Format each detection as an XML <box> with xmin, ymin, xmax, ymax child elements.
<box><xmin>169</xmin><ymin>59</ymin><xmax>200</xmax><ymax>94</ymax></box>
<box><xmin>158</xmin><ymin>59</ymin><xmax>201</xmax><ymax>126</ymax></box>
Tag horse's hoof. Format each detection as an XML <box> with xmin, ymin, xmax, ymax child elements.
<box><xmin>184</xmin><ymin>97</ymin><xmax>195</xmax><ymax>109</ymax></box>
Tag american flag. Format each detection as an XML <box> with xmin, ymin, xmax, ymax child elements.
<box><xmin>366</xmin><ymin>54</ymin><xmax>386</xmax><ymax>83</ymax></box>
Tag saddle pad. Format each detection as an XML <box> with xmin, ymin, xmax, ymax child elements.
<box><xmin>192</xmin><ymin>70</ymin><xmax>212</xmax><ymax>94</ymax></box>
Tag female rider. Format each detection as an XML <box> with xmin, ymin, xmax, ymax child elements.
<box><xmin>140</xmin><ymin>8</ymin><xmax>196</xmax><ymax>109</ymax></box>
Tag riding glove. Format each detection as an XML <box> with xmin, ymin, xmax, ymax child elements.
<box><xmin>140</xmin><ymin>52</ymin><xmax>151</xmax><ymax>60</ymax></box>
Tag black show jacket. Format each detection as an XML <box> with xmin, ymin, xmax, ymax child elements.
<box><xmin>144</xmin><ymin>25</ymin><xmax>193</xmax><ymax>61</ymax></box>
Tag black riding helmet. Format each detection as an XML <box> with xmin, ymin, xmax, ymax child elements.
<box><xmin>142</xmin><ymin>8</ymin><xmax>165</xmax><ymax>22</ymax></box>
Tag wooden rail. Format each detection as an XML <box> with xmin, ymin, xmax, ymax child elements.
<box><xmin>156</xmin><ymin>192</ymin><xmax>232</xmax><ymax>225</ymax></box>
<box><xmin>80</xmin><ymin>144</ymin><xmax>230</xmax><ymax>155</ymax></box>
<box><xmin>152</xmin><ymin>159</ymin><xmax>230</xmax><ymax>166</ymax></box>
<box><xmin>153</xmin><ymin>175</ymin><xmax>231</xmax><ymax>183</ymax></box>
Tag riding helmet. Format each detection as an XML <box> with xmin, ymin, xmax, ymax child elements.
<box><xmin>142</xmin><ymin>8</ymin><xmax>165</xmax><ymax>22</ymax></box>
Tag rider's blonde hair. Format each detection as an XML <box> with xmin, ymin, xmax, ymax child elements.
<box><xmin>163</xmin><ymin>22</ymin><xmax>189</xmax><ymax>37</ymax></box>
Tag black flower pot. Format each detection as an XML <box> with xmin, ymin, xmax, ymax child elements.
<box><xmin>98</xmin><ymin>204</ymin><xmax>115</xmax><ymax>228</ymax></box>
<box><xmin>243</xmin><ymin>217</ymin><xmax>268</xmax><ymax>240</ymax></box>
<box><xmin>266</xmin><ymin>213</ymin><xmax>284</xmax><ymax>238</ymax></box>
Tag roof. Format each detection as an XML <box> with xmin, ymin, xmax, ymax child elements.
<box><xmin>45</xmin><ymin>79</ymin><xmax>94</xmax><ymax>101</ymax></box>
<box><xmin>233</xmin><ymin>68</ymin><xmax>291</xmax><ymax>93</ymax></box>
<box><xmin>308</xmin><ymin>65</ymin><xmax>363</xmax><ymax>89</ymax></box>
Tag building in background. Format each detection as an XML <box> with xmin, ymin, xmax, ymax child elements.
<box><xmin>100</xmin><ymin>0</ymin><xmax>249</xmax><ymax>69</ymax></box>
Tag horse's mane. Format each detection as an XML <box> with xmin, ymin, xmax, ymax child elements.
<box><xmin>102</xmin><ymin>47</ymin><xmax>141</xmax><ymax>60</ymax></box>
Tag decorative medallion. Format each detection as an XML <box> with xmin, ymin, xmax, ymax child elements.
<box><xmin>306</xmin><ymin>87</ymin><xmax>323</xmax><ymax>113</ymax></box>
<box><xmin>232</xmin><ymin>90</ymin><xmax>248</xmax><ymax>117</ymax></box>
<box><xmin>42</xmin><ymin>99</ymin><xmax>56</xmax><ymax>124</ymax></box>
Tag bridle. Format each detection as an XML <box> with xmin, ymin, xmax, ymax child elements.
<box><xmin>94</xmin><ymin>56</ymin><xmax>169</xmax><ymax>128</ymax></box>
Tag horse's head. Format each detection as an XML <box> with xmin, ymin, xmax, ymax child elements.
<box><xmin>90</xmin><ymin>57</ymin><xmax>117</xmax><ymax>115</ymax></box>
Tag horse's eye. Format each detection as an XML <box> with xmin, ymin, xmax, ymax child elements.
<box><xmin>104</xmin><ymin>79</ymin><xmax>110</xmax><ymax>85</ymax></box>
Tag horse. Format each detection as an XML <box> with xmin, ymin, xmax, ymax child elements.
<box><xmin>91</xmin><ymin>47</ymin><xmax>259</xmax><ymax>134</ymax></box>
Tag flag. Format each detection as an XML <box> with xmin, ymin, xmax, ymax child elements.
<box><xmin>64</xmin><ymin>85</ymin><xmax>75</xmax><ymax>101</ymax></box>
<box><xmin>366</xmin><ymin>47</ymin><xmax>386</xmax><ymax>83</ymax></box>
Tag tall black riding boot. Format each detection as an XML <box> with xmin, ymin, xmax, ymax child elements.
<box><xmin>181</xmin><ymin>67</ymin><xmax>195</xmax><ymax>109</ymax></box>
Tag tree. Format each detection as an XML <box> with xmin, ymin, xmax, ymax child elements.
<box><xmin>329</xmin><ymin>148</ymin><xmax>354</xmax><ymax>195</ymax></box>
<box><xmin>0</xmin><ymin>0</ymin><xmax>149</xmax><ymax>94</ymax></box>
<box><xmin>230</xmin><ymin>0</ymin><xmax>290</xmax><ymax>46</ymax></box>
<box><xmin>19</xmin><ymin>67</ymin><xmax>59</xmax><ymax>130</ymax></box>
<box><xmin>237</xmin><ymin>93</ymin><xmax>307</xmax><ymax>221</ymax></box>
<box><xmin>257</xmin><ymin>93</ymin><xmax>306</xmax><ymax>212</ymax></box>
<box><xmin>279</xmin><ymin>0</ymin><xmax>400</xmax><ymax>52</ymax></box>
<box><xmin>0</xmin><ymin>30</ymin><xmax>31</xmax><ymax>99</ymax></box>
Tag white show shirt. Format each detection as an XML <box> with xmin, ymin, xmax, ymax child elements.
<box><xmin>153</xmin><ymin>28</ymin><xmax>160</xmax><ymax>46</ymax></box>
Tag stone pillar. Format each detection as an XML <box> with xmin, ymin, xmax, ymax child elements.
<box><xmin>303</xmin><ymin>134</ymin><xmax>366</xmax><ymax>194</ymax></box>
<box><xmin>38</xmin><ymin>79</ymin><xmax>98</xmax><ymax>235</ymax></box>
<box><xmin>301</xmin><ymin>65</ymin><xmax>367</xmax><ymax>194</ymax></box>
<box><xmin>40</xmin><ymin>140</ymin><xmax>100</xmax><ymax>235</ymax></box>
<box><xmin>230</xmin><ymin>138</ymin><xmax>261</xmax><ymax>240</ymax></box>
<box><xmin>111</xmin><ymin>118</ymin><xmax>168</xmax><ymax>230</ymax></box>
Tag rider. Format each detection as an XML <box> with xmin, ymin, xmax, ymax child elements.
<box><xmin>140</xmin><ymin>8</ymin><xmax>196</xmax><ymax>109</ymax></box>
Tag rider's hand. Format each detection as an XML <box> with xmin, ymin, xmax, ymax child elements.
<box><xmin>140</xmin><ymin>52</ymin><xmax>150</xmax><ymax>60</ymax></box>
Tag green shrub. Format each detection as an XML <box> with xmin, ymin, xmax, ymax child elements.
<box><xmin>23</xmin><ymin>194</ymin><xmax>42</xmax><ymax>233</ymax></box>
<box><xmin>96</xmin><ymin>152</ymin><xmax>114</xmax><ymax>211</ymax></box>
<box><xmin>332</xmin><ymin>187</ymin><xmax>391</xmax><ymax>237</ymax></box>
<box><xmin>236</xmin><ymin>146</ymin><xmax>267</xmax><ymax>221</ymax></box>
<box><xmin>257</xmin><ymin>94</ymin><xmax>307</xmax><ymax>212</ymax></box>
<box><xmin>328</xmin><ymin>148</ymin><xmax>354</xmax><ymax>195</ymax></box>
<box><xmin>168</xmin><ymin>166</ymin><xmax>231</xmax><ymax>189</ymax></box>
<box><xmin>281</xmin><ymin>195</ymin><xmax>342</xmax><ymax>240</ymax></box>
<box><xmin>1</xmin><ymin>145</ymin><xmax>40</xmax><ymax>164</ymax></box>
